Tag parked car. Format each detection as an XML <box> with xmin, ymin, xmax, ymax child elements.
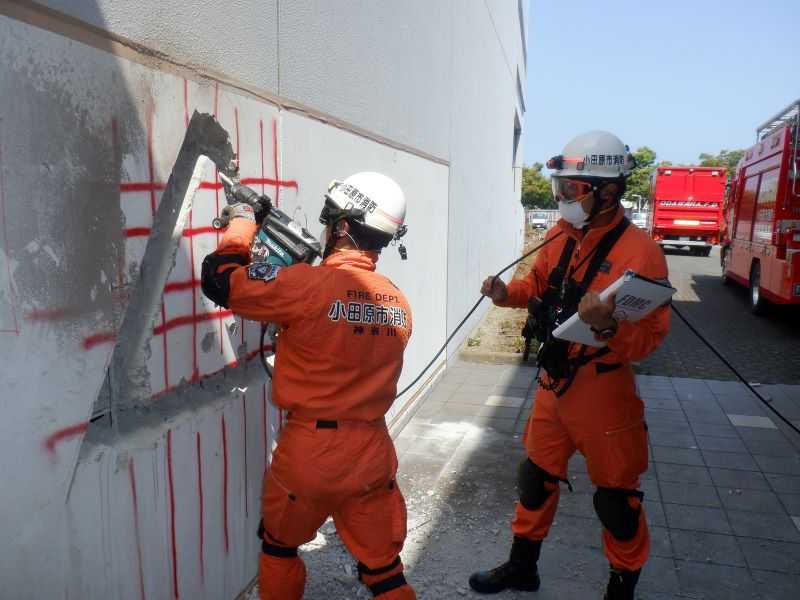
<box><xmin>528</xmin><ymin>211</ymin><xmax>549</xmax><ymax>229</ymax></box>
<box><xmin>631</xmin><ymin>211</ymin><xmax>648</xmax><ymax>229</ymax></box>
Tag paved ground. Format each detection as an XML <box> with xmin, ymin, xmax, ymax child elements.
<box><xmin>638</xmin><ymin>247</ymin><xmax>800</xmax><ymax>384</ymax></box>
<box><xmin>247</xmin><ymin>245</ymin><xmax>800</xmax><ymax>599</ymax></box>
<box><xmin>257</xmin><ymin>362</ymin><xmax>800</xmax><ymax>599</ymax></box>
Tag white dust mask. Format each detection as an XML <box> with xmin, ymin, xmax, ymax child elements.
<box><xmin>558</xmin><ymin>200</ymin><xmax>590</xmax><ymax>228</ymax></box>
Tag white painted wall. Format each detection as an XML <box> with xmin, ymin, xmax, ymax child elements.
<box><xmin>0</xmin><ymin>1</ymin><xmax>527</xmax><ymax>598</ymax></box>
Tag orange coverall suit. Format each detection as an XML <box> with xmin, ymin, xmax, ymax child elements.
<box><xmin>496</xmin><ymin>207</ymin><xmax>670</xmax><ymax>572</ymax></box>
<box><xmin>204</xmin><ymin>219</ymin><xmax>415</xmax><ymax>599</ymax></box>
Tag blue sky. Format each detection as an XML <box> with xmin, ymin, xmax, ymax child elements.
<box><xmin>524</xmin><ymin>0</ymin><xmax>800</xmax><ymax>166</ymax></box>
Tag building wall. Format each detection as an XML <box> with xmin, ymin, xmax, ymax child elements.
<box><xmin>0</xmin><ymin>1</ymin><xmax>527</xmax><ymax>598</ymax></box>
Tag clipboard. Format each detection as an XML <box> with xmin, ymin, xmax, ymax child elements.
<box><xmin>552</xmin><ymin>270</ymin><xmax>676</xmax><ymax>348</ymax></box>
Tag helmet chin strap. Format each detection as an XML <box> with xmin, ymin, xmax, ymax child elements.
<box><xmin>322</xmin><ymin>222</ymin><xmax>361</xmax><ymax>258</ymax></box>
<box><xmin>342</xmin><ymin>231</ymin><xmax>361</xmax><ymax>250</ymax></box>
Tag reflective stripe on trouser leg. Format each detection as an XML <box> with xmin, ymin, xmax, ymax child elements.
<box><xmin>258</xmin><ymin>553</ymin><xmax>306</xmax><ymax>600</ymax></box>
<box><xmin>335</xmin><ymin>479</ymin><xmax>415</xmax><ymax>599</ymax></box>
<box><xmin>358</xmin><ymin>558</ymin><xmax>415</xmax><ymax>599</ymax></box>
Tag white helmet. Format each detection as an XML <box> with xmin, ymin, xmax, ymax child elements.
<box><xmin>322</xmin><ymin>172</ymin><xmax>407</xmax><ymax>241</ymax></box>
<box><xmin>547</xmin><ymin>130</ymin><xmax>634</xmax><ymax>179</ymax></box>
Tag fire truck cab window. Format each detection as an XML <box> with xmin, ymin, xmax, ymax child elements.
<box><xmin>734</xmin><ymin>175</ymin><xmax>760</xmax><ymax>241</ymax></box>
<box><xmin>754</xmin><ymin>170</ymin><xmax>779</xmax><ymax>244</ymax></box>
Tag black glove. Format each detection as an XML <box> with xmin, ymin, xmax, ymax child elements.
<box><xmin>253</xmin><ymin>195</ymin><xmax>272</xmax><ymax>225</ymax></box>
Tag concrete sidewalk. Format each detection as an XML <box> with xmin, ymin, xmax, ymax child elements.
<box><xmin>253</xmin><ymin>361</ymin><xmax>800</xmax><ymax>599</ymax></box>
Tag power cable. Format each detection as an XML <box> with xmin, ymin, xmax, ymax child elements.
<box><xmin>254</xmin><ymin>224</ymin><xmax>800</xmax><ymax>440</ymax></box>
<box><xmin>394</xmin><ymin>232</ymin><xmax>563</xmax><ymax>399</ymax></box>
<box><xmin>671</xmin><ymin>304</ymin><xmax>800</xmax><ymax>437</ymax></box>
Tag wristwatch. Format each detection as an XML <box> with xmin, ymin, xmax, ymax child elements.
<box><xmin>590</xmin><ymin>321</ymin><xmax>618</xmax><ymax>340</ymax></box>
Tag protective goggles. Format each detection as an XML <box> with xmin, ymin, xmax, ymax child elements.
<box><xmin>551</xmin><ymin>178</ymin><xmax>596</xmax><ymax>202</ymax></box>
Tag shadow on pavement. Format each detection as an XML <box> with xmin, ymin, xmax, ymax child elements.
<box><xmin>392</xmin><ymin>360</ymin><xmax>800</xmax><ymax>599</ymax></box>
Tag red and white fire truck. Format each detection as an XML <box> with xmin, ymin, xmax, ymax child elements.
<box><xmin>649</xmin><ymin>166</ymin><xmax>726</xmax><ymax>256</ymax></box>
<box><xmin>721</xmin><ymin>99</ymin><xmax>800</xmax><ymax>314</ymax></box>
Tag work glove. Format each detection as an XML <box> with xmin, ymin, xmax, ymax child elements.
<box><xmin>252</xmin><ymin>196</ymin><xmax>272</xmax><ymax>225</ymax></box>
<box><xmin>221</xmin><ymin>202</ymin><xmax>255</xmax><ymax>223</ymax></box>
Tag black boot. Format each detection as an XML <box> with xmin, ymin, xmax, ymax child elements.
<box><xmin>468</xmin><ymin>536</ymin><xmax>541</xmax><ymax>594</ymax></box>
<box><xmin>604</xmin><ymin>568</ymin><xmax>640</xmax><ymax>600</ymax></box>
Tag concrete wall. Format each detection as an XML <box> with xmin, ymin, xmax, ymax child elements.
<box><xmin>0</xmin><ymin>1</ymin><xmax>527</xmax><ymax>598</ymax></box>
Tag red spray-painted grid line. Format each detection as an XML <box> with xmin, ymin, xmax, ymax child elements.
<box><xmin>221</xmin><ymin>413</ymin><xmax>229</xmax><ymax>555</ymax></box>
<box><xmin>108</xmin><ymin>98</ymin><xmax>297</xmax><ymax>394</ymax></box>
<box><xmin>272</xmin><ymin>118</ymin><xmax>281</xmax><ymax>207</ymax></box>
<box><xmin>242</xmin><ymin>394</ymin><xmax>248</xmax><ymax>517</ymax></box>
<box><xmin>120</xmin><ymin>176</ymin><xmax>297</xmax><ymax>196</ymax></box>
<box><xmin>0</xmin><ymin>120</ymin><xmax>20</xmax><ymax>335</ymax></box>
<box><xmin>128</xmin><ymin>457</ymin><xmax>147</xmax><ymax>600</ymax></box>
<box><xmin>196</xmin><ymin>431</ymin><xmax>205</xmax><ymax>586</ymax></box>
<box><xmin>153</xmin><ymin>309</ymin><xmax>233</xmax><ymax>337</ymax></box>
<box><xmin>43</xmin><ymin>422</ymin><xmax>89</xmax><ymax>456</ymax></box>
<box><xmin>166</xmin><ymin>429</ymin><xmax>180</xmax><ymax>599</ymax></box>
<box><xmin>82</xmin><ymin>309</ymin><xmax>234</xmax><ymax>350</ymax></box>
<box><xmin>26</xmin><ymin>307</ymin><xmax>84</xmax><ymax>321</ymax></box>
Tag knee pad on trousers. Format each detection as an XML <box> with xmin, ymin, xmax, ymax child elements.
<box><xmin>593</xmin><ymin>487</ymin><xmax>644</xmax><ymax>542</ymax></box>
<box><xmin>358</xmin><ymin>558</ymin><xmax>408</xmax><ymax>597</ymax></box>
<box><xmin>258</xmin><ymin>521</ymin><xmax>299</xmax><ymax>558</ymax></box>
<box><xmin>517</xmin><ymin>459</ymin><xmax>559</xmax><ymax>511</ymax></box>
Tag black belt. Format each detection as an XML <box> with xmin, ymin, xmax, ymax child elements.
<box><xmin>316</xmin><ymin>420</ymin><xmax>338</xmax><ymax>429</ymax></box>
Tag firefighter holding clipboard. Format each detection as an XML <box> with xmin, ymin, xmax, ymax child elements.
<box><xmin>469</xmin><ymin>131</ymin><xmax>672</xmax><ymax>600</ymax></box>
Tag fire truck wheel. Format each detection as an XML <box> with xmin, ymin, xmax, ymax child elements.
<box><xmin>721</xmin><ymin>249</ymin><xmax>732</xmax><ymax>285</ymax></box>
<box><xmin>749</xmin><ymin>262</ymin><xmax>768</xmax><ymax>316</ymax></box>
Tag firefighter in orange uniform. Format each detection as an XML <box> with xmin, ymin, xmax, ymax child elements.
<box><xmin>469</xmin><ymin>132</ymin><xmax>671</xmax><ymax>600</ymax></box>
<box><xmin>201</xmin><ymin>172</ymin><xmax>415</xmax><ymax>599</ymax></box>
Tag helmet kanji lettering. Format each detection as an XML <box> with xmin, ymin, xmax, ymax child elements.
<box><xmin>548</xmin><ymin>131</ymin><xmax>633</xmax><ymax>179</ymax></box>
<box><xmin>324</xmin><ymin>172</ymin><xmax>407</xmax><ymax>238</ymax></box>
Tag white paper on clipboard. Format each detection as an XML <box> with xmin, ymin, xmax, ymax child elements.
<box><xmin>552</xmin><ymin>270</ymin><xmax>676</xmax><ymax>347</ymax></box>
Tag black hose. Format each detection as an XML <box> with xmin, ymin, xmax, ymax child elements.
<box><xmin>671</xmin><ymin>304</ymin><xmax>800</xmax><ymax>437</ymax></box>
<box><xmin>394</xmin><ymin>232</ymin><xmax>563</xmax><ymax>399</ymax></box>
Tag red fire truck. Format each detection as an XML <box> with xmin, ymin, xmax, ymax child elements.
<box><xmin>721</xmin><ymin>99</ymin><xmax>800</xmax><ymax>314</ymax></box>
<box><xmin>648</xmin><ymin>166</ymin><xmax>726</xmax><ymax>256</ymax></box>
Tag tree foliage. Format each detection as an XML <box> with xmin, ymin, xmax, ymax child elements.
<box><xmin>624</xmin><ymin>146</ymin><xmax>658</xmax><ymax>206</ymax></box>
<box><xmin>521</xmin><ymin>162</ymin><xmax>555</xmax><ymax>209</ymax></box>
<box><xmin>698</xmin><ymin>149</ymin><xmax>745</xmax><ymax>179</ymax></box>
